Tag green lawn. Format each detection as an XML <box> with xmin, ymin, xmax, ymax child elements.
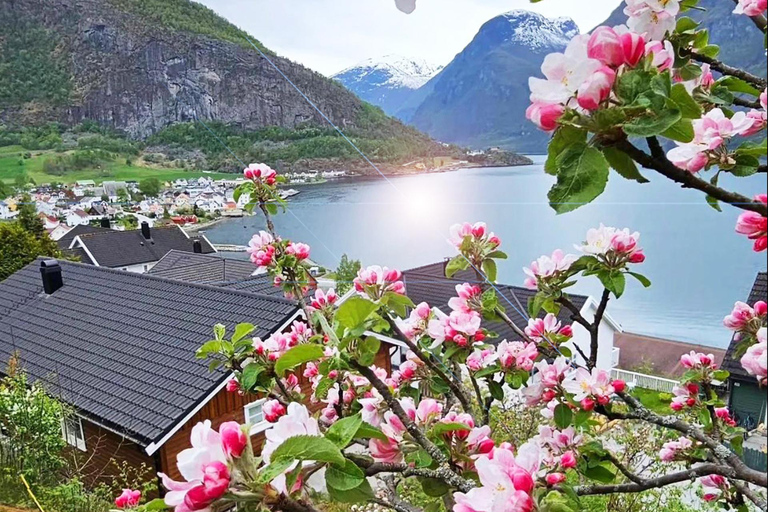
<box><xmin>632</xmin><ymin>387</ymin><xmax>673</xmax><ymax>415</ymax></box>
<box><xmin>0</xmin><ymin>148</ymin><xmax>236</xmax><ymax>185</ymax></box>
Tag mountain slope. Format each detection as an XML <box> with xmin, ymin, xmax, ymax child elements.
<box><xmin>408</xmin><ymin>11</ymin><xmax>579</xmax><ymax>153</ymax></box>
<box><xmin>333</xmin><ymin>56</ymin><xmax>442</xmax><ymax>117</ymax></box>
<box><xmin>601</xmin><ymin>0</ymin><xmax>767</xmax><ymax>76</ymax></box>
<box><xmin>0</xmin><ymin>0</ymin><xmax>418</xmax><ymax>143</ymax></box>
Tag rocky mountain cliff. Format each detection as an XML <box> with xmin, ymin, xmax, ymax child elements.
<box><xmin>333</xmin><ymin>55</ymin><xmax>442</xmax><ymax>117</ymax></box>
<box><xmin>407</xmin><ymin>11</ymin><xmax>579</xmax><ymax>153</ymax></box>
<box><xmin>0</xmin><ymin>0</ymin><xmax>388</xmax><ymax>139</ymax></box>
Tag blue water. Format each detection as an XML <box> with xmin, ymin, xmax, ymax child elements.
<box><xmin>205</xmin><ymin>156</ymin><xmax>766</xmax><ymax>348</ymax></box>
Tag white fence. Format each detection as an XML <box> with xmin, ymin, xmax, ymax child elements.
<box><xmin>610</xmin><ymin>368</ymin><xmax>678</xmax><ymax>393</ymax></box>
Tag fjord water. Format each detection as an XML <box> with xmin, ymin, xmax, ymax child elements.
<box><xmin>206</xmin><ymin>156</ymin><xmax>766</xmax><ymax>348</ymax></box>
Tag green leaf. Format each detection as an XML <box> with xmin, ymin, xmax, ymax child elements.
<box><xmin>734</xmin><ymin>139</ymin><xmax>767</xmax><ymax>157</ymax></box>
<box><xmin>314</xmin><ymin>377</ymin><xmax>335</xmax><ymax>400</ymax></box>
<box><xmin>487</xmin><ymin>250</ymin><xmax>508</xmax><ymax>260</ymax></box>
<box><xmin>241</xmin><ymin>363</ymin><xmax>264</xmax><ymax>391</ymax></box>
<box><xmin>445</xmin><ymin>254</ymin><xmax>470</xmax><ymax>278</ymax></box>
<box><xmin>716</xmin><ymin>76</ymin><xmax>762</xmax><ymax>97</ymax></box>
<box><xmin>706</xmin><ymin>194</ymin><xmax>722</xmax><ymax>212</ymax></box>
<box><xmin>482</xmin><ymin>259</ymin><xmax>497</xmax><ymax>283</ymax></box>
<box><xmin>627</xmin><ymin>272</ymin><xmax>651</xmax><ymax>288</ymax></box>
<box><xmin>602</xmin><ymin>147</ymin><xmax>648</xmax><ymax>183</ymax></box>
<box><xmin>405</xmin><ymin>449</ymin><xmax>433</xmax><ymax>468</ymax></box>
<box><xmin>421</xmin><ymin>478</ymin><xmax>451</xmax><ymax>497</ymax></box>
<box><xmin>430</xmin><ymin>422</ymin><xmax>473</xmax><ymax>436</ymax></box>
<box><xmin>488</xmin><ymin>380</ymin><xmax>505</xmax><ymax>401</ymax></box>
<box><xmin>328</xmin><ymin>478</ymin><xmax>374</xmax><ymax>503</ymax></box>
<box><xmin>661</xmin><ymin>118</ymin><xmax>695</xmax><ymax>143</ymax></box>
<box><xmin>274</xmin><ymin>344</ymin><xmax>324</xmax><ymax>376</ymax></box>
<box><xmin>675</xmin><ymin>16</ymin><xmax>699</xmax><ymax>32</ymax></box>
<box><xmin>231</xmin><ymin>323</ymin><xmax>255</xmax><ymax>343</ymax></box>
<box><xmin>546</xmin><ymin>126</ymin><xmax>588</xmax><ymax>175</ymax></box>
<box><xmin>355</xmin><ymin>422</ymin><xmax>387</xmax><ymax>441</ymax></box>
<box><xmin>325</xmin><ymin>459</ymin><xmax>366</xmax><ymax>491</ymax></box>
<box><xmin>270</xmin><ymin>435</ymin><xmax>345</xmax><ymax>466</ymax></box>
<box><xmin>325</xmin><ymin>413</ymin><xmax>363</xmax><ymax>448</ymax></box>
<box><xmin>583</xmin><ymin>463</ymin><xmax>616</xmax><ymax>483</ymax></box>
<box><xmin>196</xmin><ymin>340</ymin><xmax>223</xmax><ymax>359</ymax></box>
<box><xmin>213</xmin><ymin>323</ymin><xmax>226</xmax><ymax>341</ymax></box>
<box><xmin>548</xmin><ymin>145</ymin><xmax>610</xmax><ymax>214</ymax></box>
<box><xmin>256</xmin><ymin>459</ymin><xmax>294</xmax><ymax>484</ymax></box>
<box><xmin>554</xmin><ymin>404</ymin><xmax>573</xmax><ymax>429</ymax></box>
<box><xmin>144</xmin><ymin>499</ymin><xmax>169</xmax><ymax>511</ymax></box>
<box><xmin>712</xmin><ymin>369</ymin><xmax>730</xmax><ymax>382</ymax></box>
<box><xmin>336</xmin><ymin>296</ymin><xmax>378</xmax><ymax>330</ymax></box>
<box><xmin>357</xmin><ymin>336</ymin><xmax>381</xmax><ymax>366</ymax></box>
<box><xmin>670</xmin><ymin>83</ymin><xmax>703</xmax><ymax>118</ymax></box>
<box><xmin>597</xmin><ymin>270</ymin><xmax>626</xmax><ymax>298</ymax></box>
<box><xmin>623</xmin><ymin>110</ymin><xmax>682</xmax><ymax>137</ymax></box>
<box><xmin>616</xmin><ymin>70</ymin><xmax>652</xmax><ymax>104</ymax></box>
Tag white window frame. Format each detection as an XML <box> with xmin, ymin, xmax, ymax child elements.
<box><xmin>61</xmin><ymin>415</ymin><xmax>86</xmax><ymax>451</ymax></box>
<box><xmin>244</xmin><ymin>399</ymin><xmax>269</xmax><ymax>435</ymax></box>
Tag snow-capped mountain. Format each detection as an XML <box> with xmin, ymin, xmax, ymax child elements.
<box><xmin>406</xmin><ymin>10</ymin><xmax>580</xmax><ymax>152</ymax></box>
<box><xmin>333</xmin><ymin>55</ymin><xmax>443</xmax><ymax>116</ymax></box>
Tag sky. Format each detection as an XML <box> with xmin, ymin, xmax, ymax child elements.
<box><xmin>196</xmin><ymin>0</ymin><xmax>623</xmax><ymax>76</ymax></box>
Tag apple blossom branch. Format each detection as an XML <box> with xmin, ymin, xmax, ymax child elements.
<box><xmin>613</xmin><ymin>137</ymin><xmax>768</xmax><ymax>216</ymax></box>
<box><xmin>730</xmin><ymin>0</ymin><xmax>768</xmax><ymax>31</ymax></box>
<box><xmin>683</xmin><ymin>49</ymin><xmax>767</xmax><ymax>89</ymax></box>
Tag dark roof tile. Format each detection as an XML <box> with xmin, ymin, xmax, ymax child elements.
<box><xmin>0</xmin><ymin>259</ymin><xmax>299</xmax><ymax>445</ymax></box>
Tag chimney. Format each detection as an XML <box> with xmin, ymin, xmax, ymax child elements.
<box><xmin>100</xmin><ymin>217</ymin><xmax>111</xmax><ymax>229</ymax></box>
<box><xmin>193</xmin><ymin>240</ymin><xmax>202</xmax><ymax>253</ymax></box>
<box><xmin>40</xmin><ymin>259</ymin><xmax>64</xmax><ymax>295</ymax></box>
<box><xmin>141</xmin><ymin>221</ymin><xmax>151</xmax><ymax>239</ymax></box>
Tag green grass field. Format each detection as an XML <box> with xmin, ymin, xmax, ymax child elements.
<box><xmin>0</xmin><ymin>147</ymin><xmax>235</xmax><ymax>185</ymax></box>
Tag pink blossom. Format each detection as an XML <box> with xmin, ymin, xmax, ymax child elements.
<box><xmin>667</xmin><ymin>143</ymin><xmax>709</xmax><ymax>173</ymax></box>
<box><xmin>263</xmin><ymin>400</ymin><xmax>287</xmax><ymax>423</ymax></box>
<box><xmin>587</xmin><ymin>27</ymin><xmax>625</xmax><ymax>68</ymax></box>
<box><xmin>612</xmin><ymin>379</ymin><xmax>626</xmax><ymax>393</ymax></box>
<box><xmin>723</xmin><ymin>300</ymin><xmax>766</xmax><ymax>331</ymax></box>
<box><xmin>529</xmin><ymin>35</ymin><xmax>602</xmax><ymax>107</ymax></box>
<box><xmin>522</xmin><ymin>358</ymin><xmax>569</xmax><ymax>406</ymax></box>
<box><xmin>525</xmin><ymin>102</ymin><xmax>564</xmax><ymax>132</ymax></box>
<box><xmin>311</xmin><ymin>288</ymin><xmax>337</xmax><ymax>310</ymax></box>
<box><xmin>714</xmin><ymin>407</ymin><xmax>737</xmax><ymax>427</ymax></box>
<box><xmin>680</xmin><ymin>351</ymin><xmax>716</xmax><ymax>370</ymax></box>
<box><xmin>285</xmin><ymin>242</ymin><xmax>310</xmax><ymax>261</ymax></box>
<box><xmin>741</xmin><ymin>332</ymin><xmax>767</xmax><ymax>384</ymax></box>
<box><xmin>416</xmin><ymin>398</ymin><xmax>444</xmax><ymax>425</ymax></box>
<box><xmin>219</xmin><ymin>422</ymin><xmax>247</xmax><ymax>459</ymax></box>
<box><xmin>562</xmin><ymin>367</ymin><xmax>615</xmax><ymax>402</ymax></box>
<box><xmin>670</xmin><ymin>383</ymin><xmax>699</xmax><ymax>411</ymax></box>
<box><xmin>645</xmin><ymin>40</ymin><xmax>674</xmax><ymax>71</ymax></box>
<box><xmin>359</xmin><ymin>393</ymin><xmax>384</xmax><ymax>427</ymax></box>
<box><xmin>700</xmin><ymin>474</ymin><xmax>729</xmax><ymax>502</ymax></box>
<box><xmin>659</xmin><ymin>437</ymin><xmax>693</xmax><ymax>462</ymax></box>
<box><xmin>159</xmin><ymin>421</ymin><xmax>229</xmax><ymax>512</ymax></box>
<box><xmin>354</xmin><ymin>265</ymin><xmax>406</xmax><ymax>300</ymax></box>
<box><xmin>545</xmin><ymin>473</ymin><xmax>566</xmax><ymax>486</ymax></box>
<box><xmin>448</xmin><ymin>283</ymin><xmax>483</xmax><ymax>312</ymax></box>
<box><xmin>467</xmin><ymin>348</ymin><xmax>498</xmax><ymax>372</ymax></box>
<box><xmin>370</xmin><ymin>437</ymin><xmax>402</xmax><ymax>463</ymax></box>
<box><xmin>624</xmin><ymin>0</ymin><xmax>679</xmax><ymax>40</ymax></box>
<box><xmin>735</xmin><ymin>195</ymin><xmax>768</xmax><ymax>252</ymax></box>
<box><xmin>467</xmin><ymin>426</ymin><xmax>495</xmax><ymax>454</ymax></box>
<box><xmin>577</xmin><ymin>67</ymin><xmax>616</xmax><ymax>111</ymax></box>
<box><xmin>560</xmin><ymin>451</ymin><xmax>577</xmax><ymax>469</ymax></box>
<box><xmin>115</xmin><ymin>489</ymin><xmax>141</xmax><ymax>509</ymax></box>
<box><xmin>262</xmin><ymin>403</ymin><xmax>320</xmax><ymax>494</ymax></box>
<box><xmin>395</xmin><ymin>302</ymin><xmax>434</xmax><ymax>340</ymax></box>
<box><xmin>497</xmin><ymin>341</ymin><xmax>539</xmax><ymax>372</ymax></box>
<box><xmin>243</xmin><ymin>163</ymin><xmax>277</xmax><ymax>186</ymax></box>
<box><xmin>247</xmin><ymin>231</ymin><xmax>274</xmax><ymax>255</ymax></box>
<box><xmin>616</xmin><ymin>26</ymin><xmax>646</xmax><ymax>66</ymax></box>
<box><xmin>252</xmin><ymin>245</ymin><xmax>276</xmax><ymax>268</ymax></box>
<box><xmin>452</xmin><ymin>444</ymin><xmax>539</xmax><ymax>512</ymax></box>
<box><xmin>525</xmin><ymin>313</ymin><xmax>572</xmax><ymax>342</ymax></box>
<box><xmin>225</xmin><ymin>379</ymin><xmax>240</xmax><ymax>394</ymax></box>
<box><xmin>523</xmin><ymin>249</ymin><xmax>578</xmax><ymax>290</ymax></box>
<box><xmin>447</xmin><ymin>222</ymin><xmax>501</xmax><ymax>252</ymax></box>
<box><xmin>733</xmin><ymin>0</ymin><xmax>767</xmax><ymax>16</ymax></box>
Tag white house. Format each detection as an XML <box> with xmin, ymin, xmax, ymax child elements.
<box><xmin>66</xmin><ymin>209</ymin><xmax>91</xmax><ymax>227</ymax></box>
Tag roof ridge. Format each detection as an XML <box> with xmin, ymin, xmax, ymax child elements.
<box><xmin>34</xmin><ymin>257</ymin><xmax>297</xmax><ymax>306</ymax></box>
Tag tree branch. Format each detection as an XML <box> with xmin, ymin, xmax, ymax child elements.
<box><xmin>574</xmin><ymin>463</ymin><xmax>734</xmax><ymax>496</ymax></box>
<box><xmin>351</xmin><ymin>457</ymin><xmax>474</xmax><ymax>493</ymax></box>
<box><xmin>605</xmin><ymin>452</ymin><xmax>645</xmax><ymax>485</ymax></box>
<box><xmin>604</xmin><ymin>392</ymin><xmax>768</xmax><ymax>487</ymax></box>
<box><xmin>684</xmin><ymin>50</ymin><xmax>767</xmax><ymax>89</ymax></box>
<box><xmin>732</xmin><ymin>95</ymin><xmax>762</xmax><ymax>109</ymax></box>
<box><xmin>730</xmin><ymin>477</ymin><xmax>768</xmax><ymax>509</ymax></box>
<box><xmin>613</xmin><ymin>138</ymin><xmax>767</xmax><ymax>217</ymax></box>
<box><xmin>469</xmin><ymin>373</ymin><xmax>490</xmax><ymax>425</ymax></box>
<box><xmin>589</xmin><ymin>289</ymin><xmax>611</xmax><ymax>369</ymax></box>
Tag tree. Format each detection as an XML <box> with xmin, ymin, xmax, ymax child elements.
<box><xmin>17</xmin><ymin>193</ymin><xmax>45</xmax><ymax>239</ymax></box>
<box><xmin>139</xmin><ymin>177</ymin><xmax>161</xmax><ymax>198</ymax></box>
<box><xmin>335</xmin><ymin>253</ymin><xmax>361</xmax><ymax>294</ymax></box>
<box><xmin>116</xmin><ymin>188</ymin><xmax>130</xmax><ymax>204</ymax></box>
<box><xmin>0</xmin><ymin>356</ymin><xmax>67</xmax><ymax>485</ymax></box>
<box><xmin>0</xmin><ymin>180</ymin><xmax>10</xmax><ymax>199</ymax></box>
<box><xmin>121</xmin><ymin>3</ymin><xmax>768</xmax><ymax>512</ymax></box>
<box><xmin>13</xmin><ymin>172</ymin><xmax>28</xmax><ymax>190</ymax></box>
<box><xmin>0</xmin><ymin>222</ymin><xmax>61</xmax><ymax>281</ymax></box>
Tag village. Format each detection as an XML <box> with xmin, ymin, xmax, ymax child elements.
<box><xmin>0</xmin><ymin>170</ymin><xmax>348</xmax><ymax>241</ymax></box>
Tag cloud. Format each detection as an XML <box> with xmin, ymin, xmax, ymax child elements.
<box><xmin>196</xmin><ymin>0</ymin><xmax>623</xmax><ymax>75</ymax></box>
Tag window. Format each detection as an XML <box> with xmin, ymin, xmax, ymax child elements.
<box><xmin>244</xmin><ymin>399</ymin><xmax>269</xmax><ymax>434</ymax></box>
<box><xmin>62</xmin><ymin>415</ymin><xmax>86</xmax><ymax>451</ymax></box>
